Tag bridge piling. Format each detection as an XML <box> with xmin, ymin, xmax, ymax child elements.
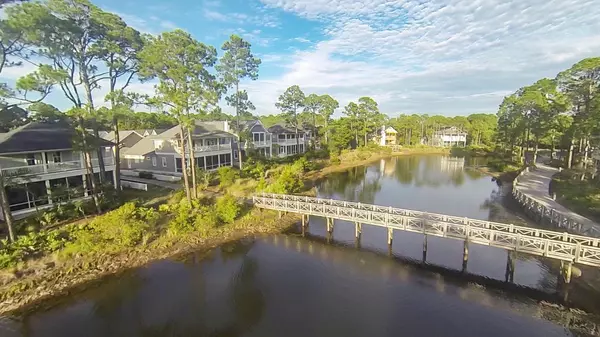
<box><xmin>505</xmin><ymin>251</ymin><xmax>515</xmax><ymax>282</ymax></box>
<box><xmin>387</xmin><ymin>228</ymin><xmax>393</xmax><ymax>246</ymax></box>
<box><xmin>355</xmin><ymin>222</ymin><xmax>362</xmax><ymax>239</ymax></box>
<box><xmin>562</xmin><ymin>261</ymin><xmax>573</xmax><ymax>284</ymax></box>
<box><xmin>423</xmin><ymin>235</ymin><xmax>428</xmax><ymax>263</ymax></box>
<box><xmin>462</xmin><ymin>240</ymin><xmax>469</xmax><ymax>272</ymax></box>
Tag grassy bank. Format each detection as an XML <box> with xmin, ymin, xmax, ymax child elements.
<box><xmin>551</xmin><ymin>169</ymin><xmax>600</xmax><ymax>223</ymax></box>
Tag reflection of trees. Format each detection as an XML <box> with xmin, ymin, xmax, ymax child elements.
<box><xmin>319</xmin><ymin>166</ymin><xmax>382</xmax><ymax>203</ymax></box>
<box><xmin>393</xmin><ymin>156</ymin><xmax>469</xmax><ymax>187</ymax></box>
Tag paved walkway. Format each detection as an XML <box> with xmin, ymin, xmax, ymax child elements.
<box><xmin>121</xmin><ymin>176</ymin><xmax>181</xmax><ymax>190</ymax></box>
<box><xmin>516</xmin><ymin>162</ymin><xmax>600</xmax><ymax>232</ymax></box>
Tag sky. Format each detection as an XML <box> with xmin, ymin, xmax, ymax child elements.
<box><xmin>3</xmin><ymin>0</ymin><xmax>600</xmax><ymax>117</ymax></box>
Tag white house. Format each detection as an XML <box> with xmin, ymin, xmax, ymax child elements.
<box><xmin>432</xmin><ymin>127</ymin><xmax>467</xmax><ymax>147</ymax></box>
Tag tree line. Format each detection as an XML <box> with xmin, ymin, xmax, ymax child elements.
<box><xmin>496</xmin><ymin>57</ymin><xmax>600</xmax><ymax>167</ymax></box>
<box><xmin>0</xmin><ymin>0</ymin><xmax>264</xmax><ymax>240</ymax></box>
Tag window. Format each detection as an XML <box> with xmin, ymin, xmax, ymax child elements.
<box><xmin>26</xmin><ymin>154</ymin><xmax>36</xmax><ymax>166</ymax></box>
<box><xmin>152</xmin><ymin>157</ymin><xmax>157</xmax><ymax>167</ymax></box>
<box><xmin>253</xmin><ymin>133</ymin><xmax>260</xmax><ymax>141</ymax></box>
<box><xmin>52</xmin><ymin>151</ymin><xmax>61</xmax><ymax>163</ymax></box>
<box><xmin>161</xmin><ymin>157</ymin><xmax>167</xmax><ymax>167</ymax></box>
<box><xmin>220</xmin><ymin>153</ymin><xmax>231</xmax><ymax>166</ymax></box>
<box><xmin>233</xmin><ymin>150</ymin><xmax>238</xmax><ymax>159</ymax></box>
<box><xmin>279</xmin><ymin>147</ymin><xmax>284</xmax><ymax>154</ymax></box>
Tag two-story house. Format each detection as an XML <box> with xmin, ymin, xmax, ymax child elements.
<box><xmin>232</xmin><ymin>120</ymin><xmax>272</xmax><ymax>161</ymax></box>
<box><xmin>122</xmin><ymin>121</ymin><xmax>236</xmax><ymax>173</ymax></box>
<box><xmin>0</xmin><ymin>121</ymin><xmax>116</xmax><ymax>220</ymax></box>
<box><xmin>268</xmin><ymin>124</ymin><xmax>307</xmax><ymax>157</ymax></box>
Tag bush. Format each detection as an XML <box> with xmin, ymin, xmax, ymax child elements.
<box><xmin>139</xmin><ymin>171</ymin><xmax>153</xmax><ymax>179</ymax></box>
<box><xmin>215</xmin><ymin>194</ymin><xmax>241</xmax><ymax>224</ymax></box>
<box><xmin>0</xmin><ymin>230</ymin><xmax>69</xmax><ymax>269</ymax></box>
<box><xmin>61</xmin><ymin>202</ymin><xmax>159</xmax><ymax>256</ymax></box>
<box><xmin>267</xmin><ymin>165</ymin><xmax>303</xmax><ymax>194</ymax></box>
<box><xmin>217</xmin><ymin>167</ymin><xmax>240</xmax><ymax>187</ymax></box>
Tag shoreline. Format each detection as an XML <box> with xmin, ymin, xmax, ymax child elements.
<box><xmin>0</xmin><ymin>148</ymin><xmax>451</xmax><ymax>316</ymax></box>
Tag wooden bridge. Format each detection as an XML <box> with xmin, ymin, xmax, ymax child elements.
<box><xmin>253</xmin><ymin>193</ymin><xmax>600</xmax><ymax>283</ymax></box>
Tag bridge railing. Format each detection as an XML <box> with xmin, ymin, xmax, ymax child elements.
<box><xmin>256</xmin><ymin>193</ymin><xmax>600</xmax><ymax>247</ymax></box>
<box><xmin>253</xmin><ymin>193</ymin><xmax>600</xmax><ymax>267</ymax></box>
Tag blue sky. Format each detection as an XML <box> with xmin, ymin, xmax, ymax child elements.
<box><xmin>3</xmin><ymin>0</ymin><xmax>600</xmax><ymax>117</ymax></box>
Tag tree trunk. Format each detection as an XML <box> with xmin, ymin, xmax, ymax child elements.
<box><xmin>324</xmin><ymin>119</ymin><xmax>329</xmax><ymax>146</ymax></box>
<box><xmin>93</xmin><ymin>124</ymin><xmax>106</xmax><ymax>183</ymax></box>
<box><xmin>294</xmin><ymin>109</ymin><xmax>300</xmax><ymax>154</ymax></box>
<box><xmin>79</xmin><ymin>117</ymin><xmax>102</xmax><ymax>214</ymax></box>
<box><xmin>550</xmin><ymin>136</ymin><xmax>555</xmax><ymax>161</ymax></box>
<box><xmin>532</xmin><ymin>141</ymin><xmax>539</xmax><ymax>165</ymax></box>
<box><xmin>112</xmin><ymin>116</ymin><xmax>121</xmax><ymax>192</ymax></box>
<box><xmin>236</xmin><ymin>81</ymin><xmax>243</xmax><ymax>169</ymax></box>
<box><xmin>0</xmin><ymin>177</ymin><xmax>15</xmax><ymax>242</ymax></box>
<box><xmin>567</xmin><ymin>138</ymin><xmax>575</xmax><ymax>169</ymax></box>
<box><xmin>187</xmin><ymin>126</ymin><xmax>197</xmax><ymax>199</ymax></box>
<box><xmin>364</xmin><ymin>120</ymin><xmax>368</xmax><ymax>147</ymax></box>
<box><xmin>179</xmin><ymin>124</ymin><xmax>191</xmax><ymax>202</ymax></box>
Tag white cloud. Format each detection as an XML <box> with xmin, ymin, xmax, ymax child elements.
<box><xmin>249</xmin><ymin>0</ymin><xmax>600</xmax><ymax>115</ymax></box>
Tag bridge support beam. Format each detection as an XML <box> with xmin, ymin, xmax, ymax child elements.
<box><xmin>326</xmin><ymin>218</ymin><xmax>334</xmax><ymax>233</ymax></box>
<box><xmin>355</xmin><ymin>222</ymin><xmax>362</xmax><ymax>239</ymax></box>
<box><xmin>387</xmin><ymin>228</ymin><xmax>393</xmax><ymax>246</ymax></box>
<box><xmin>505</xmin><ymin>251</ymin><xmax>515</xmax><ymax>282</ymax></box>
<box><xmin>422</xmin><ymin>235</ymin><xmax>428</xmax><ymax>263</ymax></box>
<box><xmin>462</xmin><ymin>240</ymin><xmax>469</xmax><ymax>272</ymax></box>
<box><xmin>562</xmin><ymin>261</ymin><xmax>573</xmax><ymax>284</ymax></box>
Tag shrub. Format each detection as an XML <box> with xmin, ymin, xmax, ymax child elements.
<box><xmin>215</xmin><ymin>194</ymin><xmax>241</xmax><ymax>224</ymax></box>
<box><xmin>217</xmin><ymin>166</ymin><xmax>240</xmax><ymax>187</ymax></box>
<box><xmin>139</xmin><ymin>171</ymin><xmax>153</xmax><ymax>179</ymax></box>
<box><xmin>267</xmin><ymin>165</ymin><xmax>303</xmax><ymax>194</ymax></box>
<box><xmin>196</xmin><ymin>169</ymin><xmax>216</xmax><ymax>189</ymax></box>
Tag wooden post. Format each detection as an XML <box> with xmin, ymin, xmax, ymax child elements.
<box><xmin>278</xmin><ymin>211</ymin><xmax>282</xmax><ymax>219</ymax></box>
<box><xmin>355</xmin><ymin>222</ymin><xmax>361</xmax><ymax>239</ymax></box>
<box><xmin>564</xmin><ymin>261</ymin><xmax>573</xmax><ymax>284</ymax></box>
<box><xmin>387</xmin><ymin>227</ymin><xmax>393</xmax><ymax>246</ymax></box>
<box><xmin>301</xmin><ymin>214</ymin><xmax>305</xmax><ymax>227</ymax></box>
<box><xmin>422</xmin><ymin>234</ymin><xmax>428</xmax><ymax>263</ymax></box>
<box><xmin>462</xmin><ymin>240</ymin><xmax>469</xmax><ymax>272</ymax></box>
<box><xmin>505</xmin><ymin>251</ymin><xmax>515</xmax><ymax>282</ymax></box>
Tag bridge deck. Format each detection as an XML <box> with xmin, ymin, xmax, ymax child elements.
<box><xmin>253</xmin><ymin>193</ymin><xmax>600</xmax><ymax>267</ymax></box>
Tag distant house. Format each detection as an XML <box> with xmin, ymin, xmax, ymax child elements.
<box><xmin>122</xmin><ymin>121</ymin><xmax>236</xmax><ymax>174</ymax></box>
<box><xmin>268</xmin><ymin>124</ymin><xmax>308</xmax><ymax>157</ymax></box>
<box><xmin>432</xmin><ymin>127</ymin><xmax>467</xmax><ymax>147</ymax></box>
<box><xmin>374</xmin><ymin>126</ymin><xmax>398</xmax><ymax>146</ymax></box>
<box><xmin>0</xmin><ymin>121</ymin><xmax>116</xmax><ymax>219</ymax></box>
<box><xmin>102</xmin><ymin>130</ymin><xmax>144</xmax><ymax>151</ymax></box>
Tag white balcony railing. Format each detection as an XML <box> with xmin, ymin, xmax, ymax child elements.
<box><xmin>175</xmin><ymin>143</ymin><xmax>232</xmax><ymax>154</ymax></box>
<box><xmin>248</xmin><ymin>140</ymin><xmax>272</xmax><ymax>148</ymax></box>
<box><xmin>275</xmin><ymin>139</ymin><xmax>304</xmax><ymax>145</ymax></box>
<box><xmin>0</xmin><ymin>156</ymin><xmax>114</xmax><ymax>177</ymax></box>
<box><xmin>0</xmin><ymin>160</ymin><xmax>83</xmax><ymax>177</ymax></box>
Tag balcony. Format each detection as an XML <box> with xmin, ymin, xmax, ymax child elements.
<box><xmin>247</xmin><ymin>140</ymin><xmax>272</xmax><ymax>148</ymax></box>
<box><xmin>0</xmin><ymin>156</ymin><xmax>114</xmax><ymax>178</ymax></box>
<box><xmin>174</xmin><ymin>143</ymin><xmax>232</xmax><ymax>155</ymax></box>
<box><xmin>275</xmin><ymin>138</ymin><xmax>304</xmax><ymax>146</ymax></box>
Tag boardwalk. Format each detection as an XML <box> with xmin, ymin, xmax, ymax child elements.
<box><xmin>253</xmin><ymin>193</ymin><xmax>600</xmax><ymax>277</ymax></box>
<box><xmin>514</xmin><ymin>163</ymin><xmax>600</xmax><ymax>236</ymax></box>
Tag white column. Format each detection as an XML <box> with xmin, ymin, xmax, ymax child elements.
<box><xmin>113</xmin><ymin>169</ymin><xmax>118</xmax><ymax>190</ymax></box>
<box><xmin>45</xmin><ymin>180</ymin><xmax>52</xmax><ymax>204</ymax></box>
<box><xmin>217</xmin><ymin>153</ymin><xmax>221</xmax><ymax>168</ymax></box>
<box><xmin>42</xmin><ymin>152</ymin><xmax>48</xmax><ymax>173</ymax></box>
<box><xmin>82</xmin><ymin>174</ymin><xmax>88</xmax><ymax>197</ymax></box>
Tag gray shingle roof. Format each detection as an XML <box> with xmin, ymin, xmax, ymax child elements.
<box><xmin>121</xmin><ymin>137</ymin><xmax>156</xmax><ymax>157</ymax></box>
<box><xmin>0</xmin><ymin>121</ymin><xmax>113</xmax><ymax>155</ymax></box>
<box><xmin>268</xmin><ymin>124</ymin><xmax>297</xmax><ymax>134</ymax></box>
<box><xmin>157</xmin><ymin>121</ymin><xmax>236</xmax><ymax>140</ymax></box>
<box><xmin>102</xmin><ymin>130</ymin><xmax>141</xmax><ymax>142</ymax></box>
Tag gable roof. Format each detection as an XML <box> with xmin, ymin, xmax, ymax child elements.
<box><xmin>157</xmin><ymin>121</ymin><xmax>235</xmax><ymax>140</ymax></box>
<box><xmin>385</xmin><ymin>126</ymin><xmax>398</xmax><ymax>133</ymax></box>
<box><xmin>232</xmin><ymin>120</ymin><xmax>260</xmax><ymax>132</ymax></box>
<box><xmin>122</xmin><ymin>137</ymin><xmax>156</xmax><ymax>157</ymax></box>
<box><xmin>102</xmin><ymin>130</ymin><xmax>142</xmax><ymax>143</ymax></box>
<box><xmin>267</xmin><ymin>124</ymin><xmax>297</xmax><ymax>134</ymax></box>
<box><xmin>0</xmin><ymin>121</ymin><xmax>114</xmax><ymax>155</ymax></box>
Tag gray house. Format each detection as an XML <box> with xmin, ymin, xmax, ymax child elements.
<box><xmin>268</xmin><ymin>124</ymin><xmax>308</xmax><ymax>157</ymax></box>
<box><xmin>122</xmin><ymin>121</ymin><xmax>236</xmax><ymax>174</ymax></box>
<box><xmin>232</xmin><ymin>120</ymin><xmax>272</xmax><ymax>160</ymax></box>
<box><xmin>0</xmin><ymin>121</ymin><xmax>116</xmax><ymax>219</ymax></box>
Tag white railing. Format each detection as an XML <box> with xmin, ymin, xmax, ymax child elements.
<box><xmin>174</xmin><ymin>143</ymin><xmax>232</xmax><ymax>154</ymax></box>
<box><xmin>249</xmin><ymin>140</ymin><xmax>272</xmax><ymax>147</ymax></box>
<box><xmin>253</xmin><ymin>193</ymin><xmax>600</xmax><ymax>267</ymax></box>
<box><xmin>275</xmin><ymin>139</ymin><xmax>304</xmax><ymax>145</ymax></box>
<box><xmin>121</xmin><ymin>180</ymin><xmax>148</xmax><ymax>191</ymax></box>
<box><xmin>512</xmin><ymin>167</ymin><xmax>600</xmax><ymax>238</ymax></box>
<box><xmin>0</xmin><ymin>160</ymin><xmax>83</xmax><ymax>176</ymax></box>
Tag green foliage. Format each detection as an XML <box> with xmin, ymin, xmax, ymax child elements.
<box><xmin>217</xmin><ymin>166</ymin><xmax>240</xmax><ymax>187</ymax></box>
<box><xmin>62</xmin><ymin>202</ymin><xmax>159</xmax><ymax>256</ymax></box>
<box><xmin>276</xmin><ymin>85</ymin><xmax>305</xmax><ymax>128</ymax></box>
<box><xmin>267</xmin><ymin>165</ymin><xmax>303</xmax><ymax>194</ymax></box>
<box><xmin>242</xmin><ymin>157</ymin><xmax>270</xmax><ymax>179</ymax></box>
<box><xmin>215</xmin><ymin>194</ymin><xmax>241</xmax><ymax>224</ymax></box>
<box><xmin>0</xmin><ymin>230</ymin><xmax>69</xmax><ymax>269</ymax></box>
<box><xmin>196</xmin><ymin>168</ymin><xmax>216</xmax><ymax>189</ymax></box>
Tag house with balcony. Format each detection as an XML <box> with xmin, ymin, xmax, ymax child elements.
<box><xmin>232</xmin><ymin>120</ymin><xmax>272</xmax><ymax>161</ymax></box>
<box><xmin>268</xmin><ymin>124</ymin><xmax>307</xmax><ymax>157</ymax></box>
<box><xmin>432</xmin><ymin>127</ymin><xmax>467</xmax><ymax>147</ymax></box>
<box><xmin>373</xmin><ymin>126</ymin><xmax>398</xmax><ymax>146</ymax></box>
<box><xmin>0</xmin><ymin>121</ymin><xmax>116</xmax><ymax>220</ymax></box>
<box><xmin>122</xmin><ymin>121</ymin><xmax>235</xmax><ymax>174</ymax></box>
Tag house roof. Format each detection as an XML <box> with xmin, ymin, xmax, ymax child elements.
<box><xmin>122</xmin><ymin>137</ymin><xmax>156</xmax><ymax>157</ymax></box>
<box><xmin>0</xmin><ymin>121</ymin><xmax>114</xmax><ymax>155</ymax></box>
<box><xmin>102</xmin><ymin>130</ymin><xmax>142</xmax><ymax>143</ymax></box>
<box><xmin>268</xmin><ymin>124</ymin><xmax>297</xmax><ymax>134</ymax></box>
<box><xmin>385</xmin><ymin>126</ymin><xmax>398</xmax><ymax>133</ymax></box>
<box><xmin>231</xmin><ymin>120</ymin><xmax>260</xmax><ymax>132</ymax></box>
<box><xmin>158</xmin><ymin>121</ymin><xmax>235</xmax><ymax>140</ymax></box>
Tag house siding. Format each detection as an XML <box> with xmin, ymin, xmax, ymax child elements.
<box><xmin>125</xmin><ymin>153</ymin><xmax>176</xmax><ymax>173</ymax></box>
